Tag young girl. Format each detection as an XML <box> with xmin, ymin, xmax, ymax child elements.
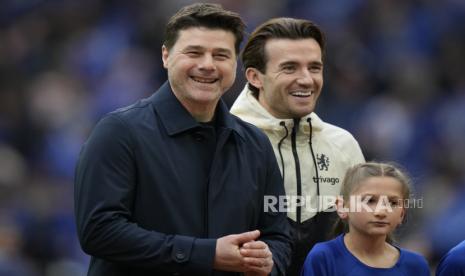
<box><xmin>301</xmin><ymin>162</ymin><xmax>430</xmax><ymax>275</ymax></box>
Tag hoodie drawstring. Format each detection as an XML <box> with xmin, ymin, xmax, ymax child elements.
<box><xmin>307</xmin><ymin>118</ymin><xmax>320</xmax><ymax>200</ymax></box>
<box><xmin>277</xmin><ymin>121</ymin><xmax>289</xmax><ymax>180</ymax></box>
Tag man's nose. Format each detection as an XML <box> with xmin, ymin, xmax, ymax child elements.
<box><xmin>296</xmin><ymin>69</ymin><xmax>314</xmax><ymax>86</ymax></box>
<box><xmin>198</xmin><ymin>54</ymin><xmax>215</xmax><ymax>70</ymax></box>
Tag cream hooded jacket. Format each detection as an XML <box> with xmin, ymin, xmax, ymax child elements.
<box><xmin>231</xmin><ymin>85</ymin><xmax>365</xmax><ymax>223</ymax></box>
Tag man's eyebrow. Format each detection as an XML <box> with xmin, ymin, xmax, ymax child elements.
<box><xmin>182</xmin><ymin>46</ymin><xmax>233</xmax><ymax>55</ymax></box>
<box><xmin>278</xmin><ymin>61</ymin><xmax>298</xmax><ymax>67</ymax></box>
<box><xmin>278</xmin><ymin>60</ymin><xmax>324</xmax><ymax>67</ymax></box>
<box><xmin>183</xmin><ymin>45</ymin><xmax>204</xmax><ymax>51</ymax></box>
<box><xmin>214</xmin><ymin>48</ymin><xmax>233</xmax><ymax>55</ymax></box>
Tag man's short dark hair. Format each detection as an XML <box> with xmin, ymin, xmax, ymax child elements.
<box><xmin>164</xmin><ymin>3</ymin><xmax>246</xmax><ymax>54</ymax></box>
<box><xmin>241</xmin><ymin>18</ymin><xmax>326</xmax><ymax>95</ymax></box>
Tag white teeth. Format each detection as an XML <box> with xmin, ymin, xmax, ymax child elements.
<box><xmin>291</xmin><ymin>91</ymin><xmax>312</xmax><ymax>97</ymax></box>
<box><xmin>192</xmin><ymin>77</ymin><xmax>216</xmax><ymax>83</ymax></box>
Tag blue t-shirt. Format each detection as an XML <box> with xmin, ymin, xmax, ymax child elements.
<box><xmin>302</xmin><ymin>234</ymin><xmax>430</xmax><ymax>276</ymax></box>
<box><xmin>436</xmin><ymin>240</ymin><xmax>465</xmax><ymax>276</ymax></box>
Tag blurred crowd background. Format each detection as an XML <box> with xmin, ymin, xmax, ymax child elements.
<box><xmin>0</xmin><ymin>0</ymin><xmax>464</xmax><ymax>275</ymax></box>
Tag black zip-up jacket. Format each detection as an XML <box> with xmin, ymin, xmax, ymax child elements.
<box><xmin>74</xmin><ymin>82</ymin><xmax>292</xmax><ymax>276</ymax></box>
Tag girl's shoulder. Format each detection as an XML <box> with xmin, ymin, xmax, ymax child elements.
<box><xmin>305</xmin><ymin>235</ymin><xmax>348</xmax><ymax>264</ymax></box>
<box><xmin>397</xmin><ymin>247</ymin><xmax>430</xmax><ymax>274</ymax></box>
<box><xmin>302</xmin><ymin>236</ymin><xmax>346</xmax><ymax>276</ymax></box>
<box><xmin>398</xmin><ymin>247</ymin><xmax>429</xmax><ymax>263</ymax></box>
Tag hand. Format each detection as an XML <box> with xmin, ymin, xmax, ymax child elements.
<box><xmin>240</xmin><ymin>240</ymin><xmax>273</xmax><ymax>275</ymax></box>
<box><xmin>213</xmin><ymin>230</ymin><xmax>261</xmax><ymax>272</ymax></box>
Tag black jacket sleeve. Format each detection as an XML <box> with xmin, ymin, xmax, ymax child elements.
<box><xmin>258</xmin><ymin>138</ymin><xmax>293</xmax><ymax>275</ymax></box>
<box><xmin>74</xmin><ymin>114</ymin><xmax>216</xmax><ymax>274</ymax></box>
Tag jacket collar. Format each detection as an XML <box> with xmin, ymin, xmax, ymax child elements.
<box><xmin>151</xmin><ymin>81</ymin><xmax>245</xmax><ymax>138</ymax></box>
<box><xmin>230</xmin><ymin>84</ymin><xmax>324</xmax><ymax>133</ymax></box>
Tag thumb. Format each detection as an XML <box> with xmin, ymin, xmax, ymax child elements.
<box><xmin>232</xmin><ymin>230</ymin><xmax>260</xmax><ymax>245</ymax></box>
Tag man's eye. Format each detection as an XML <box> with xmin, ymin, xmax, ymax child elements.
<box><xmin>214</xmin><ymin>54</ymin><xmax>229</xmax><ymax>60</ymax></box>
<box><xmin>282</xmin><ymin>66</ymin><xmax>295</xmax><ymax>73</ymax></box>
<box><xmin>186</xmin><ymin>51</ymin><xmax>200</xmax><ymax>56</ymax></box>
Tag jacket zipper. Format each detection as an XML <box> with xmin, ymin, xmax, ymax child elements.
<box><xmin>291</xmin><ymin>119</ymin><xmax>302</xmax><ymax>226</ymax></box>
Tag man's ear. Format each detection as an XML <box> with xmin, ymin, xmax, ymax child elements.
<box><xmin>161</xmin><ymin>45</ymin><xmax>169</xmax><ymax>69</ymax></box>
<box><xmin>336</xmin><ymin>196</ymin><xmax>348</xmax><ymax>219</ymax></box>
<box><xmin>245</xmin><ymin>68</ymin><xmax>264</xmax><ymax>90</ymax></box>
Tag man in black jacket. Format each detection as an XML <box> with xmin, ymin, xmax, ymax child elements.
<box><xmin>74</xmin><ymin>3</ymin><xmax>291</xmax><ymax>276</ymax></box>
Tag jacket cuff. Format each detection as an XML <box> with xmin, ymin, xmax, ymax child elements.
<box><xmin>172</xmin><ymin>235</ymin><xmax>216</xmax><ymax>274</ymax></box>
<box><xmin>190</xmin><ymin>238</ymin><xmax>216</xmax><ymax>273</ymax></box>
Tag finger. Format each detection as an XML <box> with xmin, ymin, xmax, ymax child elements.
<box><xmin>240</xmin><ymin>248</ymin><xmax>271</xmax><ymax>258</ymax></box>
<box><xmin>242</xmin><ymin>240</ymin><xmax>267</xmax><ymax>249</ymax></box>
<box><xmin>232</xmin><ymin>230</ymin><xmax>260</xmax><ymax>245</ymax></box>
<box><xmin>243</xmin><ymin>256</ymin><xmax>272</xmax><ymax>267</ymax></box>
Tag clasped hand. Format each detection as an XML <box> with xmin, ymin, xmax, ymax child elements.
<box><xmin>214</xmin><ymin>230</ymin><xmax>273</xmax><ymax>275</ymax></box>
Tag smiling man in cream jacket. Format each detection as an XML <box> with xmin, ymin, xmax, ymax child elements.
<box><xmin>231</xmin><ymin>18</ymin><xmax>365</xmax><ymax>275</ymax></box>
